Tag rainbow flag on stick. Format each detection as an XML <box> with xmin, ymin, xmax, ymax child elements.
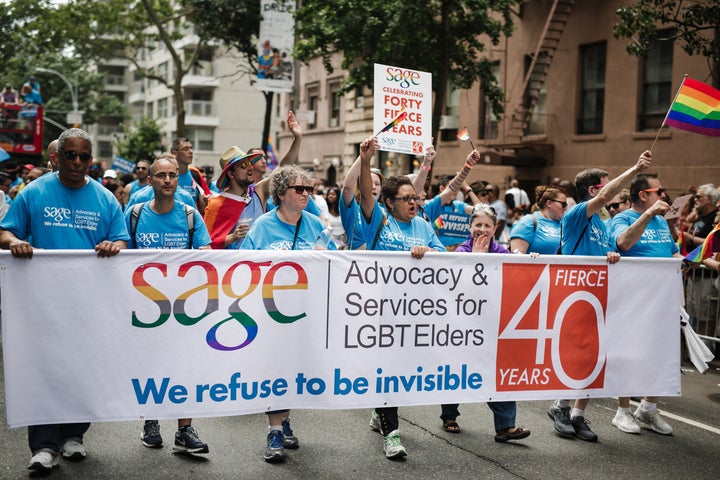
<box><xmin>684</xmin><ymin>223</ymin><xmax>720</xmax><ymax>263</ymax></box>
<box><xmin>266</xmin><ymin>136</ymin><xmax>279</xmax><ymax>171</ymax></box>
<box><xmin>433</xmin><ymin>216</ymin><xmax>445</xmax><ymax>230</ymax></box>
<box><xmin>457</xmin><ymin>126</ymin><xmax>476</xmax><ymax>151</ymax></box>
<box><xmin>374</xmin><ymin>108</ymin><xmax>407</xmax><ymax>137</ymax></box>
<box><xmin>665</xmin><ymin>77</ymin><xmax>720</xmax><ymax>137</ymax></box>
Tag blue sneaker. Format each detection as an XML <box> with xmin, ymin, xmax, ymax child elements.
<box><xmin>172</xmin><ymin>426</ymin><xmax>209</xmax><ymax>454</ymax></box>
<box><xmin>264</xmin><ymin>430</ymin><xmax>286</xmax><ymax>463</ymax></box>
<box><xmin>282</xmin><ymin>418</ymin><xmax>299</xmax><ymax>449</ymax></box>
<box><xmin>142</xmin><ymin>420</ymin><xmax>163</xmax><ymax>448</ymax></box>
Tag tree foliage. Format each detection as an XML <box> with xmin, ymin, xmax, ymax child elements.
<box><xmin>614</xmin><ymin>0</ymin><xmax>720</xmax><ymax>83</ymax></box>
<box><xmin>114</xmin><ymin>116</ymin><xmax>164</xmax><ymax>162</ymax></box>
<box><xmin>293</xmin><ymin>0</ymin><xmax>520</xmax><ymax>136</ymax></box>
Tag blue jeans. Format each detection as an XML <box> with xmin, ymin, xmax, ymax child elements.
<box><xmin>28</xmin><ymin>423</ymin><xmax>90</xmax><ymax>454</ymax></box>
<box><xmin>440</xmin><ymin>402</ymin><xmax>517</xmax><ymax>432</ymax></box>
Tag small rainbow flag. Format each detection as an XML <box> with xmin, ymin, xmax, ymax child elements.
<box><xmin>684</xmin><ymin>223</ymin><xmax>720</xmax><ymax>263</ymax></box>
<box><xmin>433</xmin><ymin>216</ymin><xmax>445</xmax><ymax>230</ymax></box>
<box><xmin>266</xmin><ymin>136</ymin><xmax>279</xmax><ymax>171</ymax></box>
<box><xmin>375</xmin><ymin>108</ymin><xmax>407</xmax><ymax>136</ymax></box>
<box><xmin>666</xmin><ymin>77</ymin><xmax>720</xmax><ymax>137</ymax></box>
<box><xmin>457</xmin><ymin>128</ymin><xmax>470</xmax><ymax>141</ymax></box>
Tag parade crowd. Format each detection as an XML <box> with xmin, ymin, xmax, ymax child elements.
<box><xmin>0</xmin><ymin>110</ymin><xmax>709</xmax><ymax>474</ymax></box>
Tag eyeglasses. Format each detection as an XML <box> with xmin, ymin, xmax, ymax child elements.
<box><xmin>642</xmin><ymin>188</ymin><xmax>665</xmax><ymax>196</ymax></box>
<box><xmin>394</xmin><ymin>195</ymin><xmax>420</xmax><ymax>203</ymax></box>
<box><xmin>549</xmin><ymin>199</ymin><xmax>568</xmax><ymax>209</ymax></box>
<box><xmin>62</xmin><ymin>151</ymin><xmax>92</xmax><ymax>162</ymax></box>
<box><xmin>608</xmin><ymin>202</ymin><xmax>623</xmax><ymax>210</ymax></box>
<box><xmin>289</xmin><ymin>185</ymin><xmax>314</xmax><ymax>194</ymax></box>
<box><xmin>153</xmin><ymin>172</ymin><xmax>178</xmax><ymax>180</ymax></box>
<box><xmin>135</xmin><ymin>166</ymin><xmax>148</xmax><ymax>171</ymax></box>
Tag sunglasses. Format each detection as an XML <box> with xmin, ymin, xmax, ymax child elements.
<box><xmin>642</xmin><ymin>188</ymin><xmax>665</xmax><ymax>196</ymax></box>
<box><xmin>394</xmin><ymin>195</ymin><xmax>420</xmax><ymax>203</ymax></box>
<box><xmin>153</xmin><ymin>172</ymin><xmax>178</xmax><ymax>180</ymax></box>
<box><xmin>608</xmin><ymin>202</ymin><xmax>623</xmax><ymax>210</ymax></box>
<box><xmin>289</xmin><ymin>185</ymin><xmax>314</xmax><ymax>194</ymax></box>
<box><xmin>63</xmin><ymin>151</ymin><xmax>92</xmax><ymax>162</ymax></box>
<box><xmin>135</xmin><ymin>166</ymin><xmax>148</xmax><ymax>171</ymax></box>
<box><xmin>251</xmin><ymin>154</ymin><xmax>266</xmax><ymax>165</ymax></box>
<box><xmin>549</xmin><ymin>199</ymin><xmax>568</xmax><ymax>208</ymax></box>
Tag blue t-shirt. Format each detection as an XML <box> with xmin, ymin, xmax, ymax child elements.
<box><xmin>127</xmin><ymin>179</ymin><xmax>147</xmax><ymax>198</ymax></box>
<box><xmin>340</xmin><ymin>196</ymin><xmax>366</xmax><ymax>250</ymax></box>
<box><xmin>611</xmin><ymin>209</ymin><xmax>679</xmax><ymax>258</ymax></box>
<box><xmin>125</xmin><ymin>201</ymin><xmax>210</xmax><ymax>249</ymax></box>
<box><xmin>0</xmin><ymin>172</ymin><xmax>129</xmax><ymax>248</ymax></box>
<box><xmin>510</xmin><ymin>211</ymin><xmax>562</xmax><ymax>254</ymax></box>
<box><xmin>243</xmin><ymin>209</ymin><xmax>337</xmax><ymax>251</ymax></box>
<box><xmin>178</xmin><ymin>171</ymin><xmax>199</xmax><ymax>204</ymax></box>
<box><xmin>422</xmin><ymin>196</ymin><xmax>471</xmax><ymax>246</ymax></box>
<box><xmin>561</xmin><ymin>201</ymin><xmax>613</xmax><ymax>256</ymax></box>
<box><xmin>127</xmin><ymin>184</ymin><xmax>195</xmax><ymax>209</ymax></box>
<box><xmin>363</xmin><ymin>199</ymin><xmax>445</xmax><ymax>252</ymax></box>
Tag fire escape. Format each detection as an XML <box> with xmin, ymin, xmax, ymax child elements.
<box><xmin>490</xmin><ymin>0</ymin><xmax>574</xmax><ymax>167</ymax></box>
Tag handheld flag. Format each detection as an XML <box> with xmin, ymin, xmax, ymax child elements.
<box><xmin>374</xmin><ymin>108</ymin><xmax>407</xmax><ymax>137</ymax></box>
<box><xmin>266</xmin><ymin>136</ymin><xmax>279</xmax><ymax>171</ymax></box>
<box><xmin>457</xmin><ymin>126</ymin><xmax>476</xmax><ymax>151</ymax></box>
<box><xmin>684</xmin><ymin>223</ymin><xmax>720</xmax><ymax>263</ymax></box>
<box><xmin>433</xmin><ymin>217</ymin><xmax>445</xmax><ymax>230</ymax></box>
<box><xmin>665</xmin><ymin>77</ymin><xmax>720</xmax><ymax>137</ymax></box>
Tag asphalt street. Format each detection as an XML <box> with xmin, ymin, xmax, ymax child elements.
<box><xmin>1</xmin><ymin>350</ymin><xmax>719</xmax><ymax>480</ymax></box>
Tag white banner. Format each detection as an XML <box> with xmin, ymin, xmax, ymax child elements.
<box><xmin>1</xmin><ymin>250</ymin><xmax>682</xmax><ymax>428</ymax></box>
<box><xmin>373</xmin><ymin>63</ymin><xmax>432</xmax><ymax>155</ymax></box>
<box><xmin>256</xmin><ymin>0</ymin><xmax>294</xmax><ymax>93</ymax></box>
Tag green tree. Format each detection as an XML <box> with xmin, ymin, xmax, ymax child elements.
<box><xmin>293</xmin><ymin>0</ymin><xmax>520</xmax><ymax>139</ymax></box>
<box><xmin>114</xmin><ymin>116</ymin><xmax>164</xmax><ymax>162</ymax></box>
<box><xmin>614</xmin><ymin>0</ymin><xmax>720</xmax><ymax>84</ymax></box>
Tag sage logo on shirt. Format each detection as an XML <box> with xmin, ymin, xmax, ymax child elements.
<box><xmin>496</xmin><ymin>263</ymin><xmax>608</xmax><ymax>392</ymax></box>
<box><xmin>131</xmin><ymin>260</ymin><xmax>308</xmax><ymax>351</ymax></box>
<box><xmin>44</xmin><ymin>207</ymin><xmax>72</xmax><ymax>222</ymax></box>
<box><xmin>136</xmin><ymin>232</ymin><xmax>161</xmax><ymax>247</ymax></box>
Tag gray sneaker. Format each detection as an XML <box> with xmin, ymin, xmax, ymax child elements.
<box><xmin>61</xmin><ymin>439</ymin><xmax>87</xmax><ymax>461</ymax></box>
<box><xmin>547</xmin><ymin>404</ymin><xmax>574</xmax><ymax>437</ymax></box>
<box><xmin>28</xmin><ymin>451</ymin><xmax>59</xmax><ymax>472</ymax></box>
<box><xmin>634</xmin><ymin>407</ymin><xmax>673</xmax><ymax>435</ymax></box>
<box><xmin>264</xmin><ymin>430</ymin><xmax>286</xmax><ymax>463</ymax></box>
<box><xmin>142</xmin><ymin>419</ymin><xmax>163</xmax><ymax>448</ymax></box>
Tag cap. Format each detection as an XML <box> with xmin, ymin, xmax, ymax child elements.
<box><xmin>103</xmin><ymin>170</ymin><xmax>118</xmax><ymax>179</ymax></box>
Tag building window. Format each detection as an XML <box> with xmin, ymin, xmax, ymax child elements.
<box><xmin>355</xmin><ymin>86</ymin><xmax>365</xmax><ymax>108</ymax></box>
<box><xmin>524</xmin><ymin>53</ymin><xmax>548</xmax><ymax>135</ymax></box>
<box><xmin>158</xmin><ymin>98</ymin><xmax>168</xmax><ymax>118</ymax></box>
<box><xmin>186</xmin><ymin>128</ymin><xmax>214</xmax><ymax>151</ymax></box>
<box><xmin>307</xmin><ymin>83</ymin><xmax>319</xmax><ymax>129</ymax></box>
<box><xmin>146</xmin><ymin>101</ymin><xmax>154</xmax><ymax>119</ymax></box>
<box><xmin>440</xmin><ymin>81</ymin><xmax>460</xmax><ymax>142</ymax></box>
<box><xmin>98</xmin><ymin>141</ymin><xmax>113</xmax><ymax>158</ymax></box>
<box><xmin>577</xmin><ymin>42</ymin><xmax>606</xmax><ymax>135</ymax></box>
<box><xmin>158</xmin><ymin>61</ymin><xmax>169</xmax><ymax>83</ymax></box>
<box><xmin>479</xmin><ymin>63</ymin><xmax>500</xmax><ymax>140</ymax></box>
<box><xmin>328</xmin><ymin>80</ymin><xmax>342</xmax><ymax>128</ymax></box>
<box><xmin>639</xmin><ymin>31</ymin><xmax>673</xmax><ymax>131</ymax></box>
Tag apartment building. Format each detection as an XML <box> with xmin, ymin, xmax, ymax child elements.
<box><xmin>280</xmin><ymin>0</ymin><xmax>717</xmax><ymax>198</ymax></box>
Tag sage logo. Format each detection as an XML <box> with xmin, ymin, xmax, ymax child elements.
<box><xmin>131</xmin><ymin>260</ymin><xmax>308</xmax><ymax>351</ymax></box>
<box><xmin>497</xmin><ymin>263</ymin><xmax>608</xmax><ymax>392</ymax></box>
<box><xmin>136</xmin><ymin>232</ymin><xmax>160</xmax><ymax>247</ymax></box>
<box><xmin>44</xmin><ymin>206</ymin><xmax>72</xmax><ymax>222</ymax></box>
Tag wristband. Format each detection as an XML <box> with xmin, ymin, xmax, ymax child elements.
<box><xmin>448</xmin><ymin>185</ymin><xmax>457</xmax><ymax>192</ymax></box>
<box><xmin>464</xmin><ymin>162</ymin><xmax>473</xmax><ymax>170</ymax></box>
<box><xmin>421</xmin><ymin>164</ymin><xmax>431</xmax><ymax>171</ymax></box>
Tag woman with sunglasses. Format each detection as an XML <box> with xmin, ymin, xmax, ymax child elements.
<box><xmin>242</xmin><ymin>164</ymin><xmax>335</xmax><ymax>464</ymax></box>
<box><xmin>607</xmin><ymin>189</ymin><xmax>630</xmax><ymax>219</ymax></box>
<box><xmin>440</xmin><ymin>204</ymin><xmax>531</xmax><ymax>441</ymax></box>
<box><xmin>358</xmin><ymin>137</ymin><xmax>445</xmax><ymax>459</ymax></box>
<box><xmin>510</xmin><ymin>185</ymin><xmax>567</xmax><ymax>254</ymax></box>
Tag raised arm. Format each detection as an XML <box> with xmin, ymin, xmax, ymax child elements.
<box><xmin>412</xmin><ymin>145</ymin><xmax>436</xmax><ymax>194</ymax></box>
<box><xmin>279</xmin><ymin>110</ymin><xmax>302</xmax><ymax>166</ymax></box>
<box><xmin>359</xmin><ymin>137</ymin><xmax>379</xmax><ymax>221</ymax></box>
<box><xmin>342</xmin><ymin>155</ymin><xmax>362</xmax><ymax>207</ymax></box>
<box><xmin>438</xmin><ymin>150</ymin><xmax>480</xmax><ymax>206</ymax></box>
<box><xmin>586</xmin><ymin>150</ymin><xmax>652</xmax><ymax>218</ymax></box>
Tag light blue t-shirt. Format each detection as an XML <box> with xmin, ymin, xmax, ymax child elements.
<box><xmin>510</xmin><ymin>211</ymin><xmax>562</xmax><ymax>254</ymax></box>
<box><xmin>363</xmin><ymin>198</ymin><xmax>445</xmax><ymax>252</ymax></box>
<box><xmin>243</xmin><ymin>209</ymin><xmax>337</xmax><ymax>251</ymax></box>
<box><xmin>127</xmin><ymin>179</ymin><xmax>147</xmax><ymax>198</ymax></box>
<box><xmin>124</xmin><ymin>201</ymin><xmax>210</xmax><ymax>249</ymax></box>
<box><xmin>421</xmin><ymin>196</ymin><xmax>471</xmax><ymax>246</ymax></box>
<box><xmin>0</xmin><ymin>172</ymin><xmax>129</xmax><ymax>248</ymax></box>
<box><xmin>178</xmin><ymin>171</ymin><xmax>199</xmax><ymax>204</ymax></box>
<box><xmin>611</xmin><ymin>209</ymin><xmax>678</xmax><ymax>258</ymax></box>
<box><xmin>561</xmin><ymin>201</ymin><xmax>614</xmax><ymax>256</ymax></box>
<box><xmin>127</xmin><ymin>184</ymin><xmax>195</xmax><ymax>209</ymax></box>
<box><xmin>340</xmin><ymin>196</ymin><xmax>366</xmax><ymax>250</ymax></box>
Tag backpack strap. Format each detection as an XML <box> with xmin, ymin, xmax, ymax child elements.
<box><xmin>370</xmin><ymin>212</ymin><xmax>388</xmax><ymax>250</ymax></box>
<box><xmin>184</xmin><ymin>204</ymin><xmax>195</xmax><ymax>248</ymax></box>
<box><xmin>129</xmin><ymin>202</ymin><xmax>145</xmax><ymax>248</ymax></box>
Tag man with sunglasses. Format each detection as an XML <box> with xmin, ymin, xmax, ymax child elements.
<box><xmin>123</xmin><ymin>159</ymin><xmax>151</xmax><ymax>207</ymax></box>
<box><xmin>0</xmin><ymin>128</ymin><xmax>129</xmax><ymax>473</ymax></box>
<box><xmin>610</xmin><ymin>173</ymin><xmax>680</xmax><ymax>436</ymax></box>
<box><xmin>546</xmin><ymin>150</ymin><xmax>652</xmax><ymax>443</ymax></box>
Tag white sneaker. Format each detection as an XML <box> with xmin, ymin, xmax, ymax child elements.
<box><xmin>369</xmin><ymin>411</ymin><xmax>382</xmax><ymax>433</ymax></box>
<box><xmin>28</xmin><ymin>451</ymin><xmax>59</xmax><ymax>471</ymax></box>
<box><xmin>61</xmin><ymin>439</ymin><xmax>87</xmax><ymax>461</ymax></box>
<box><xmin>612</xmin><ymin>411</ymin><xmax>641</xmax><ymax>434</ymax></box>
<box><xmin>634</xmin><ymin>407</ymin><xmax>673</xmax><ymax>435</ymax></box>
<box><xmin>382</xmin><ymin>430</ymin><xmax>407</xmax><ymax>459</ymax></box>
